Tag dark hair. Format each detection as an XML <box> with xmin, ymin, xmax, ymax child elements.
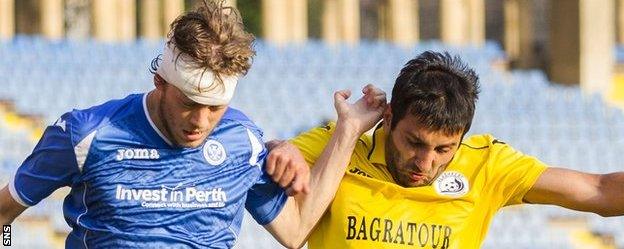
<box><xmin>150</xmin><ymin>0</ymin><xmax>255</xmax><ymax>77</ymax></box>
<box><xmin>390</xmin><ymin>51</ymin><xmax>480</xmax><ymax>136</ymax></box>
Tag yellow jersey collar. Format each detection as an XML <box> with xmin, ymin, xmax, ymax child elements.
<box><xmin>369</xmin><ymin>122</ymin><xmax>387</xmax><ymax>166</ymax></box>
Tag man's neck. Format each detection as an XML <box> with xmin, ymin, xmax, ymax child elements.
<box><xmin>146</xmin><ymin>90</ymin><xmax>172</xmax><ymax>142</ymax></box>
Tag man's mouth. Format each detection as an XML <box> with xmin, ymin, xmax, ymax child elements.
<box><xmin>409</xmin><ymin>172</ymin><xmax>427</xmax><ymax>182</ymax></box>
<box><xmin>183</xmin><ymin>130</ymin><xmax>203</xmax><ymax>141</ymax></box>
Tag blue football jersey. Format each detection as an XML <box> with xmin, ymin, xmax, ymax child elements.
<box><xmin>9</xmin><ymin>93</ymin><xmax>287</xmax><ymax>248</ymax></box>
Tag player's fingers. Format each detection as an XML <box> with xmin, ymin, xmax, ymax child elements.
<box><xmin>364</xmin><ymin>84</ymin><xmax>383</xmax><ymax>95</ymax></box>
<box><xmin>334</xmin><ymin>89</ymin><xmax>351</xmax><ymax>103</ymax></box>
<box><xmin>285</xmin><ymin>186</ymin><xmax>296</xmax><ymax>196</ymax></box>
<box><xmin>299</xmin><ymin>167</ymin><xmax>311</xmax><ymax>194</ymax></box>
<box><xmin>366</xmin><ymin>86</ymin><xmax>385</xmax><ymax>105</ymax></box>
<box><xmin>370</xmin><ymin>90</ymin><xmax>386</xmax><ymax>102</ymax></box>
<box><xmin>364</xmin><ymin>85</ymin><xmax>384</xmax><ymax>105</ymax></box>
<box><xmin>367</xmin><ymin>93</ymin><xmax>375</xmax><ymax>105</ymax></box>
<box><xmin>278</xmin><ymin>162</ymin><xmax>296</xmax><ymax>188</ymax></box>
<box><xmin>372</xmin><ymin>89</ymin><xmax>386</xmax><ymax>99</ymax></box>
<box><xmin>271</xmin><ymin>156</ymin><xmax>286</xmax><ymax>182</ymax></box>
<box><xmin>287</xmin><ymin>177</ymin><xmax>303</xmax><ymax>196</ymax></box>
<box><xmin>362</xmin><ymin>83</ymin><xmax>375</xmax><ymax>94</ymax></box>
<box><xmin>290</xmin><ymin>167</ymin><xmax>309</xmax><ymax>195</ymax></box>
<box><xmin>363</xmin><ymin>92</ymin><xmax>383</xmax><ymax>108</ymax></box>
<box><xmin>265</xmin><ymin>152</ymin><xmax>277</xmax><ymax>175</ymax></box>
<box><xmin>372</xmin><ymin>95</ymin><xmax>387</xmax><ymax>109</ymax></box>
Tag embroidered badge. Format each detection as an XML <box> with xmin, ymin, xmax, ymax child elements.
<box><xmin>434</xmin><ymin>171</ymin><xmax>469</xmax><ymax>197</ymax></box>
<box><xmin>203</xmin><ymin>140</ymin><xmax>227</xmax><ymax>166</ymax></box>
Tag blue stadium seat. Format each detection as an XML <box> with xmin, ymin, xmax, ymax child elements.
<box><xmin>2</xmin><ymin>36</ymin><xmax>624</xmax><ymax>249</ymax></box>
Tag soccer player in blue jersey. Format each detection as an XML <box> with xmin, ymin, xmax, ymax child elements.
<box><xmin>0</xmin><ymin>1</ymin><xmax>388</xmax><ymax>248</ymax></box>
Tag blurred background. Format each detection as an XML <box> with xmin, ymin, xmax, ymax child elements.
<box><xmin>1</xmin><ymin>0</ymin><xmax>624</xmax><ymax>248</ymax></box>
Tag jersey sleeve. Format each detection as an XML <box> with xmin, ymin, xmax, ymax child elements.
<box><xmin>9</xmin><ymin>113</ymin><xmax>81</xmax><ymax>206</ymax></box>
<box><xmin>487</xmin><ymin>140</ymin><xmax>548</xmax><ymax>207</ymax></box>
<box><xmin>289</xmin><ymin>122</ymin><xmax>335</xmax><ymax>167</ymax></box>
<box><xmin>244</xmin><ymin>128</ymin><xmax>288</xmax><ymax>225</ymax></box>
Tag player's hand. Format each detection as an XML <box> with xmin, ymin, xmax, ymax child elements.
<box><xmin>334</xmin><ymin>84</ymin><xmax>387</xmax><ymax>135</ymax></box>
<box><xmin>265</xmin><ymin>140</ymin><xmax>311</xmax><ymax>196</ymax></box>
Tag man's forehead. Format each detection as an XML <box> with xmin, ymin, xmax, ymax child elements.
<box><xmin>396</xmin><ymin>116</ymin><xmax>462</xmax><ymax>144</ymax></box>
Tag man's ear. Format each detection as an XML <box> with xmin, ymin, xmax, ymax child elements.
<box><xmin>383</xmin><ymin>106</ymin><xmax>392</xmax><ymax>129</ymax></box>
<box><xmin>153</xmin><ymin>74</ymin><xmax>167</xmax><ymax>90</ymax></box>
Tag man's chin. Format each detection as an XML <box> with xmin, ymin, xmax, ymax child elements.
<box><xmin>174</xmin><ymin>138</ymin><xmax>206</xmax><ymax>148</ymax></box>
<box><xmin>402</xmin><ymin>179</ymin><xmax>430</xmax><ymax>188</ymax></box>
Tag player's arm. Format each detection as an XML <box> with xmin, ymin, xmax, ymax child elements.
<box><xmin>0</xmin><ymin>113</ymin><xmax>81</xmax><ymax>224</ymax></box>
<box><xmin>263</xmin><ymin>84</ymin><xmax>387</xmax><ymax>249</ymax></box>
<box><xmin>0</xmin><ymin>185</ymin><xmax>27</xmax><ymax>224</ymax></box>
<box><xmin>524</xmin><ymin>167</ymin><xmax>624</xmax><ymax>217</ymax></box>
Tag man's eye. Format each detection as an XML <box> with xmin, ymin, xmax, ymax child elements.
<box><xmin>408</xmin><ymin>140</ymin><xmax>421</xmax><ymax>147</ymax></box>
<box><xmin>436</xmin><ymin>148</ymin><xmax>450</xmax><ymax>154</ymax></box>
<box><xmin>209</xmin><ymin>105</ymin><xmax>225</xmax><ymax>111</ymax></box>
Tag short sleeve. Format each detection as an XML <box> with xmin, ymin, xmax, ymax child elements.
<box><xmin>244</xmin><ymin>128</ymin><xmax>288</xmax><ymax>225</ymax></box>
<box><xmin>290</xmin><ymin>122</ymin><xmax>334</xmax><ymax>167</ymax></box>
<box><xmin>9</xmin><ymin>113</ymin><xmax>81</xmax><ymax>206</ymax></box>
<box><xmin>487</xmin><ymin>141</ymin><xmax>548</xmax><ymax>207</ymax></box>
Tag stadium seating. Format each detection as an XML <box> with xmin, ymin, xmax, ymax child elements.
<box><xmin>1</xmin><ymin>36</ymin><xmax>623</xmax><ymax>249</ymax></box>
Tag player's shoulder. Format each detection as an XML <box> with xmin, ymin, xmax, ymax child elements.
<box><xmin>289</xmin><ymin>121</ymin><xmax>336</xmax><ymax>152</ymax></box>
<box><xmin>295</xmin><ymin>121</ymin><xmax>373</xmax><ymax>152</ymax></box>
<box><xmin>293</xmin><ymin>121</ymin><xmax>373</xmax><ymax>143</ymax></box>
<box><xmin>58</xmin><ymin>94</ymin><xmax>143</xmax><ymax>143</ymax></box>
<box><xmin>220</xmin><ymin>107</ymin><xmax>252</xmax><ymax>123</ymax></box>
<box><xmin>452</xmin><ymin>134</ymin><xmax>508</xmax><ymax>168</ymax></box>
<box><xmin>296</xmin><ymin>121</ymin><xmax>336</xmax><ymax>140</ymax></box>
<box><xmin>218</xmin><ymin>107</ymin><xmax>264</xmax><ymax>136</ymax></box>
<box><xmin>460</xmin><ymin>133</ymin><xmax>508</xmax><ymax>150</ymax></box>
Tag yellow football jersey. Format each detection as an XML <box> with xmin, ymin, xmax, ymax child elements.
<box><xmin>291</xmin><ymin>123</ymin><xmax>547</xmax><ymax>249</ymax></box>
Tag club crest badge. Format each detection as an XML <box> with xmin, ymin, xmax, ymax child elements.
<box><xmin>203</xmin><ymin>140</ymin><xmax>226</xmax><ymax>166</ymax></box>
<box><xmin>434</xmin><ymin>171</ymin><xmax>469</xmax><ymax>197</ymax></box>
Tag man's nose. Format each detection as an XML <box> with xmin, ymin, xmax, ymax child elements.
<box><xmin>188</xmin><ymin>107</ymin><xmax>212</xmax><ymax>128</ymax></box>
<box><xmin>413</xmin><ymin>150</ymin><xmax>435</xmax><ymax>172</ymax></box>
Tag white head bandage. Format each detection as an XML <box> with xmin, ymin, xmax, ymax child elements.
<box><xmin>156</xmin><ymin>43</ymin><xmax>239</xmax><ymax>106</ymax></box>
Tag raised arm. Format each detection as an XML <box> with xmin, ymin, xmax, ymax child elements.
<box><xmin>0</xmin><ymin>185</ymin><xmax>28</xmax><ymax>224</ymax></box>
<box><xmin>524</xmin><ymin>167</ymin><xmax>624</xmax><ymax>217</ymax></box>
<box><xmin>264</xmin><ymin>84</ymin><xmax>387</xmax><ymax>248</ymax></box>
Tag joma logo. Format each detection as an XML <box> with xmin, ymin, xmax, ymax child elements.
<box><xmin>116</xmin><ymin>149</ymin><xmax>160</xmax><ymax>161</ymax></box>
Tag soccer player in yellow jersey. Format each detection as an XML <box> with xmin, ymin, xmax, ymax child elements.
<box><xmin>277</xmin><ymin>51</ymin><xmax>624</xmax><ymax>249</ymax></box>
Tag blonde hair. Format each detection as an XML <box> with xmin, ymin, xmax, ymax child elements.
<box><xmin>167</xmin><ymin>0</ymin><xmax>255</xmax><ymax>77</ymax></box>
